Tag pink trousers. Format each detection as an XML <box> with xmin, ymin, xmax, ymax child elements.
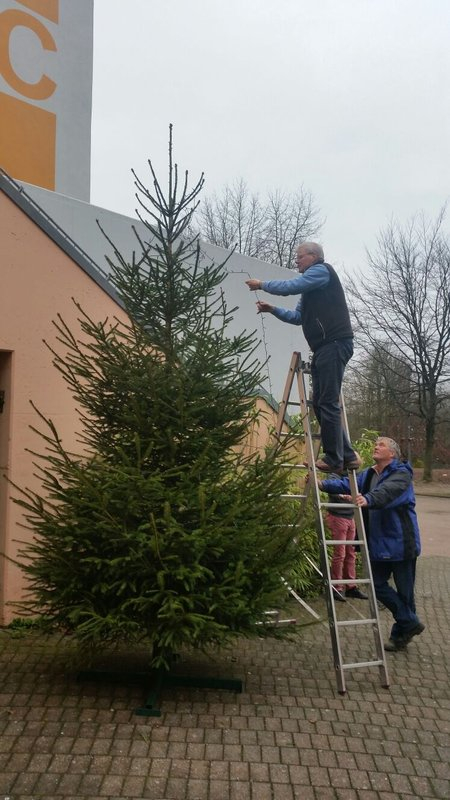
<box><xmin>326</xmin><ymin>513</ymin><xmax>356</xmax><ymax>593</ymax></box>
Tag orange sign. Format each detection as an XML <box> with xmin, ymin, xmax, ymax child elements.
<box><xmin>0</xmin><ymin>2</ymin><xmax>58</xmax><ymax>189</ymax></box>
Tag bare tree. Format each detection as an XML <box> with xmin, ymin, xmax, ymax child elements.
<box><xmin>194</xmin><ymin>179</ymin><xmax>322</xmax><ymax>267</ymax></box>
<box><xmin>344</xmin><ymin>344</ymin><xmax>417</xmax><ymax>456</ymax></box>
<box><xmin>346</xmin><ymin>208</ymin><xmax>450</xmax><ymax>481</ymax></box>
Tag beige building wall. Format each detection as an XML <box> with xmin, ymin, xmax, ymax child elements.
<box><xmin>0</xmin><ymin>191</ymin><xmax>128</xmax><ymax>623</ymax></box>
<box><xmin>241</xmin><ymin>396</ymin><xmax>302</xmax><ymax>457</ymax></box>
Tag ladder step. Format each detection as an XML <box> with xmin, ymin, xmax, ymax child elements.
<box><xmin>330</xmin><ymin>578</ymin><xmax>371</xmax><ymax>585</ymax></box>
<box><xmin>336</xmin><ymin>618</ymin><xmax>377</xmax><ymax>627</ymax></box>
<box><xmin>342</xmin><ymin>659</ymin><xmax>385</xmax><ymax>670</ymax></box>
<box><xmin>324</xmin><ymin>539</ymin><xmax>366</xmax><ymax>546</ymax></box>
<box><xmin>277</xmin><ymin>432</ymin><xmax>303</xmax><ymax>438</ymax></box>
<box><xmin>260</xmin><ymin>610</ymin><xmax>297</xmax><ymax>626</ymax></box>
<box><xmin>320</xmin><ymin>502</ymin><xmax>355</xmax><ymax>509</ymax></box>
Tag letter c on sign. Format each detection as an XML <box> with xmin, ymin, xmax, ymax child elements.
<box><xmin>0</xmin><ymin>9</ymin><xmax>56</xmax><ymax>100</ymax></box>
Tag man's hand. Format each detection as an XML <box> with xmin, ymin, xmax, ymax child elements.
<box><xmin>245</xmin><ymin>279</ymin><xmax>262</xmax><ymax>291</ymax></box>
<box><xmin>256</xmin><ymin>300</ymin><xmax>273</xmax><ymax>314</ymax></box>
<box><xmin>339</xmin><ymin>493</ymin><xmax>367</xmax><ymax>506</ymax></box>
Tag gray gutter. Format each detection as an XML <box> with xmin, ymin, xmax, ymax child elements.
<box><xmin>252</xmin><ymin>386</ymin><xmax>297</xmax><ymax>427</ymax></box>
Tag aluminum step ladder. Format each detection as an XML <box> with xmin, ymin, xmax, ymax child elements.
<box><xmin>275</xmin><ymin>351</ymin><xmax>390</xmax><ymax>693</ymax></box>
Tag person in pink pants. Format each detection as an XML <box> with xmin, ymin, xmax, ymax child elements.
<box><xmin>326</xmin><ymin>480</ymin><xmax>367</xmax><ymax>602</ymax></box>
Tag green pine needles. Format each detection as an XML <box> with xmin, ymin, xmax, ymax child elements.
<box><xmin>13</xmin><ymin>127</ymin><xmax>298</xmax><ymax>668</ymax></box>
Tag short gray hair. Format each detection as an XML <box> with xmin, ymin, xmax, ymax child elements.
<box><xmin>301</xmin><ymin>242</ymin><xmax>324</xmax><ymax>263</ymax></box>
<box><xmin>378</xmin><ymin>437</ymin><xmax>402</xmax><ymax>460</ymax></box>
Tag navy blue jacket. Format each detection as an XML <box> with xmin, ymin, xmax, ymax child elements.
<box><xmin>261</xmin><ymin>263</ymin><xmax>353</xmax><ymax>352</ymax></box>
<box><xmin>321</xmin><ymin>460</ymin><xmax>421</xmax><ymax>561</ymax></box>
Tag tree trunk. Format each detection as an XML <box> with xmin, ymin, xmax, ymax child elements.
<box><xmin>422</xmin><ymin>415</ymin><xmax>435</xmax><ymax>482</ymax></box>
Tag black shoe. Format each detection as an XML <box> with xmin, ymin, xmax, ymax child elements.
<box><xmin>401</xmin><ymin>622</ymin><xmax>425</xmax><ymax>644</ymax></box>
<box><xmin>333</xmin><ymin>592</ymin><xmax>346</xmax><ymax>602</ymax></box>
<box><xmin>315</xmin><ymin>458</ymin><xmax>344</xmax><ymax>474</ymax></box>
<box><xmin>384</xmin><ymin>637</ymin><xmax>408</xmax><ymax>652</ymax></box>
<box><xmin>345</xmin><ymin>588</ymin><xmax>368</xmax><ymax>600</ymax></box>
<box><xmin>384</xmin><ymin>622</ymin><xmax>425</xmax><ymax>651</ymax></box>
<box><xmin>343</xmin><ymin>452</ymin><xmax>363</xmax><ymax>471</ymax></box>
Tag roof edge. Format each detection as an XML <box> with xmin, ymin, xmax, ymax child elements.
<box><xmin>0</xmin><ymin>169</ymin><xmax>123</xmax><ymax>310</ymax></box>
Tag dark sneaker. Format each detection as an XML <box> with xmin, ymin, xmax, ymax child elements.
<box><xmin>343</xmin><ymin>452</ymin><xmax>363</xmax><ymax>470</ymax></box>
<box><xmin>333</xmin><ymin>592</ymin><xmax>346</xmax><ymax>602</ymax></box>
<box><xmin>384</xmin><ymin>637</ymin><xmax>408</xmax><ymax>652</ymax></box>
<box><xmin>315</xmin><ymin>458</ymin><xmax>343</xmax><ymax>474</ymax></box>
<box><xmin>401</xmin><ymin>622</ymin><xmax>425</xmax><ymax>644</ymax></box>
<box><xmin>345</xmin><ymin>588</ymin><xmax>368</xmax><ymax>600</ymax></box>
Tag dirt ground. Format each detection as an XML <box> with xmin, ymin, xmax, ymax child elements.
<box><xmin>413</xmin><ymin>467</ymin><xmax>450</xmax><ymax>496</ymax></box>
<box><xmin>416</xmin><ymin>494</ymin><xmax>450</xmax><ymax>556</ymax></box>
<box><xmin>414</xmin><ymin>466</ymin><xmax>450</xmax><ymax>484</ymax></box>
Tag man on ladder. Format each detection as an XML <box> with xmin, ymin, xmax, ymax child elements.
<box><xmin>247</xmin><ymin>242</ymin><xmax>390</xmax><ymax>691</ymax></box>
<box><xmin>245</xmin><ymin>241</ymin><xmax>361</xmax><ymax>474</ymax></box>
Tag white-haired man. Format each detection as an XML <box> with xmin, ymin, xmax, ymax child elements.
<box><xmin>245</xmin><ymin>242</ymin><xmax>360</xmax><ymax>474</ymax></box>
<box><xmin>319</xmin><ymin>437</ymin><xmax>424</xmax><ymax>652</ymax></box>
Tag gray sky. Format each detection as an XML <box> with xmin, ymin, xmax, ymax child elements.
<box><xmin>90</xmin><ymin>0</ymin><xmax>450</xmax><ymax>275</ymax></box>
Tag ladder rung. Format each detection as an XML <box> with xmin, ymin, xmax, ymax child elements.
<box><xmin>336</xmin><ymin>618</ymin><xmax>377</xmax><ymax>627</ymax></box>
<box><xmin>330</xmin><ymin>578</ymin><xmax>371</xmax><ymax>585</ymax></box>
<box><xmin>280</xmin><ymin>463</ymin><xmax>308</xmax><ymax>469</ymax></box>
<box><xmin>280</xmin><ymin>493</ymin><xmax>307</xmax><ymax>499</ymax></box>
<box><xmin>320</xmin><ymin>502</ymin><xmax>355</xmax><ymax>509</ymax></box>
<box><xmin>287</xmin><ymin>401</ymin><xmax>301</xmax><ymax>406</ymax></box>
<box><xmin>277</xmin><ymin>432</ymin><xmax>303</xmax><ymax>438</ymax></box>
<box><xmin>274</xmin><ymin>523</ymin><xmax>302</xmax><ymax>528</ymax></box>
<box><xmin>324</xmin><ymin>539</ymin><xmax>366</xmax><ymax>546</ymax></box>
<box><xmin>342</xmin><ymin>659</ymin><xmax>385</xmax><ymax>670</ymax></box>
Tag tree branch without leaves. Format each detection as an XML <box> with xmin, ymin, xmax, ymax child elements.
<box><xmin>193</xmin><ymin>179</ymin><xmax>323</xmax><ymax>267</ymax></box>
<box><xmin>345</xmin><ymin>208</ymin><xmax>450</xmax><ymax>480</ymax></box>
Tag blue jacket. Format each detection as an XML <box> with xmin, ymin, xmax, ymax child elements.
<box><xmin>321</xmin><ymin>460</ymin><xmax>420</xmax><ymax>561</ymax></box>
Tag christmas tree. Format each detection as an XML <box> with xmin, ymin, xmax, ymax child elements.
<box><xmin>14</xmin><ymin>128</ymin><xmax>298</xmax><ymax>669</ymax></box>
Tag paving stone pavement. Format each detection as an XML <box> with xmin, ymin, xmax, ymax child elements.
<box><xmin>0</xmin><ymin>554</ymin><xmax>449</xmax><ymax>800</ymax></box>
